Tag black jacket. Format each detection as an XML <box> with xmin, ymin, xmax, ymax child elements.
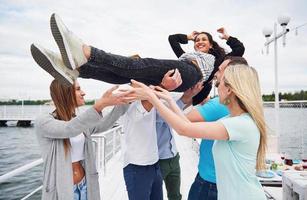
<box><xmin>168</xmin><ymin>34</ymin><xmax>245</xmax><ymax>105</ymax></box>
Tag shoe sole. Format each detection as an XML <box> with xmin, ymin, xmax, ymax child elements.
<box><xmin>50</xmin><ymin>13</ymin><xmax>74</xmax><ymax>70</ymax></box>
<box><xmin>30</xmin><ymin>44</ymin><xmax>73</xmax><ymax>87</ymax></box>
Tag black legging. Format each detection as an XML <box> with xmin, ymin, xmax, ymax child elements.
<box><xmin>79</xmin><ymin>47</ymin><xmax>202</xmax><ymax>92</ymax></box>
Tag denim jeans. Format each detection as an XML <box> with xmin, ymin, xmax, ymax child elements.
<box><xmin>187</xmin><ymin>173</ymin><xmax>217</xmax><ymax>200</ymax></box>
<box><xmin>158</xmin><ymin>153</ymin><xmax>182</xmax><ymax>200</ymax></box>
<box><xmin>123</xmin><ymin>162</ymin><xmax>163</xmax><ymax>200</ymax></box>
<box><xmin>73</xmin><ymin>176</ymin><xmax>87</xmax><ymax>200</ymax></box>
<box><xmin>79</xmin><ymin>47</ymin><xmax>202</xmax><ymax>92</ymax></box>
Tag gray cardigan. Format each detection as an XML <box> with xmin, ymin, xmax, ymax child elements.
<box><xmin>35</xmin><ymin>106</ymin><xmax>128</xmax><ymax>200</ymax></box>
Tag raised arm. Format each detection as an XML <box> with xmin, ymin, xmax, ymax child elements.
<box><xmin>217</xmin><ymin>27</ymin><xmax>245</xmax><ymax>57</ymax></box>
<box><xmin>37</xmin><ymin>86</ymin><xmax>131</xmax><ymax>139</ymax></box>
<box><xmin>129</xmin><ymin>80</ymin><xmax>229</xmax><ymax>140</ymax></box>
<box><xmin>36</xmin><ymin>107</ymin><xmax>104</xmax><ymax>139</ymax></box>
<box><xmin>153</xmin><ymin>86</ymin><xmax>190</xmax><ymax>123</ymax></box>
<box><xmin>168</xmin><ymin>33</ymin><xmax>191</xmax><ymax>58</ymax></box>
<box><xmin>90</xmin><ymin>104</ymin><xmax>129</xmax><ymax>134</ymax></box>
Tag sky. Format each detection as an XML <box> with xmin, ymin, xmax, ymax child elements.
<box><xmin>0</xmin><ymin>0</ymin><xmax>307</xmax><ymax>100</ymax></box>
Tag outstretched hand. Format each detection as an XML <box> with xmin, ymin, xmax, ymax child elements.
<box><xmin>93</xmin><ymin>85</ymin><xmax>133</xmax><ymax>111</ymax></box>
<box><xmin>181</xmin><ymin>81</ymin><xmax>204</xmax><ymax>105</ymax></box>
<box><xmin>125</xmin><ymin>80</ymin><xmax>157</xmax><ymax>102</ymax></box>
<box><xmin>151</xmin><ymin>85</ymin><xmax>173</xmax><ymax>103</ymax></box>
<box><xmin>160</xmin><ymin>69</ymin><xmax>182</xmax><ymax>91</ymax></box>
<box><xmin>217</xmin><ymin>27</ymin><xmax>230</xmax><ymax>40</ymax></box>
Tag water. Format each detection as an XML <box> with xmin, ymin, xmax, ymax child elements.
<box><xmin>0</xmin><ymin>126</ymin><xmax>42</xmax><ymax>200</ymax></box>
<box><xmin>0</xmin><ymin>105</ymin><xmax>113</xmax><ymax>200</ymax></box>
<box><xmin>0</xmin><ymin>106</ymin><xmax>306</xmax><ymax>199</ymax></box>
<box><xmin>264</xmin><ymin>108</ymin><xmax>307</xmax><ymax>158</ymax></box>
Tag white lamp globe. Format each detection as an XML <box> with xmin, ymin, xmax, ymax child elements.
<box><xmin>278</xmin><ymin>15</ymin><xmax>291</xmax><ymax>26</ymax></box>
<box><xmin>262</xmin><ymin>27</ymin><xmax>273</xmax><ymax>37</ymax></box>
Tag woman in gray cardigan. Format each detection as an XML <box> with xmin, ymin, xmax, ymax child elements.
<box><xmin>35</xmin><ymin>79</ymin><xmax>130</xmax><ymax>200</ymax></box>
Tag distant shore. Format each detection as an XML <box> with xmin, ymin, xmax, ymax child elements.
<box><xmin>0</xmin><ymin>99</ymin><xmax>95</xmax><ymax>105</ymax></box>
<box><xmin>1</xmin><ymin>90</ymin><xmax>306</xmax><ymax>105</ymax></box>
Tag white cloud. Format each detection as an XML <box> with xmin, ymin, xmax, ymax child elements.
<box><xmin>0</xmin><ymin>0</ymin><xmax>307</xmax><ymax>99</ymax></box>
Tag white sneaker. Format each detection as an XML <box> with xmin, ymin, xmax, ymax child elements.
<box><xmin>30</xmin><ymin>43</ymin><xmax>79</xmax><ymax>87</ymax></box>
<box><xmin>50</xmin><ymin>13</ymin><xmax>87</xmax><ymax>70</ymax></box>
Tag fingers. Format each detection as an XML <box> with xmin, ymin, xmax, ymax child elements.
<box><xmin>196</xmin><ymin>81</ymin><xmax>204</xmax><ymax>87</ymax></box>
<box><xmin>164</xmin><ymin>69</ymin><xmax>175</xmax><ymax>77</ymax></box>
<box><xmin>172</xmin><ymin>69</ymin><xmax>180</xmax><ymax>79</ymax></box>
<box><xmin>121</xmin><ymin>96</ymin><xmax>137</xmax><ymax>103</ymax></box>
<box><xmin>154</xmin><ymin>85</ymin><xmax>167</xmax><ymax>92</ymax></box>
<box><xmin>108</xmin><ymin>85</ymin><xmax>119</xmax><ymax>92</ymax></box>
<box><xmin>217</xmin><ymin>27</ymin><xmax>224</xmax><ymax>33</ymax></box>
<box><xmin>192</xmin><ymin>31</ymin><xmax>199</xmax><ymax>39</ymax></box>
<box><xmin>194</xmin><ymin>82</ymin><xmax>204</xmax><ymax>91</ymax></box>
<box><xmin>115</xmin><ymin>90</ymin><xmax>134</xmax><ymax>97</ymax></box>
<box><xmin>153</xmin><ymin>90</ymin><xmax>166</xmax><ymax>99</ymax></box>
<box><xmin>131</xmin><ymin>79</ymin><xmax>147</xmax><ymax>88</ymax></box>
<box><xmin>172</xmin><ymin>68</ymin><xmax>182</xmax><ymax>86</ymax></box>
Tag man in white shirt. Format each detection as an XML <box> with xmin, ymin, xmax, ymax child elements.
<box><xmin>122</xmin><ymin>100</ymin><xmax>163</xmax><ymax>200</ymax></box>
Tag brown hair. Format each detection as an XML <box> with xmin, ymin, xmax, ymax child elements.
<box><xmin>50</xmin><ymin>79</ymin><xmax>77</xmax><ymax>155</ymax></box>
<box><xmin>225</xmin><ymin>56</ymin><xmax>248</xmax><ymax>66</ymax></box>
<box><xmin>194</xmin><ymin>32</ymin><xmax>225</xmax><ymax>56</ymax></box>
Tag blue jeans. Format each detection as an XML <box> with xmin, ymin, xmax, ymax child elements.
<box><xmin>188</xmin><ymin>173</ymin><xmax>217</xmax><ymax>200</ymax></box>
<box><xmin>123</xmin><ymin>162</ymin><xmax>163</xmax><ymax>200</ymax></box>
<box><xmin>79</xmin><ymin>47</ymin><xmax>202</xmax><ymax>92</ymax></box>
<box><xmin>73</xmin><ymin>177</ymin><xmax>87</xmax><ymax>200</ymax></box>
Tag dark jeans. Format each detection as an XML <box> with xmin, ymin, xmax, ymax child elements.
<box><xmin>79</xmin><ymin>47</ymin><xmax>202</xmax><ymax>92</ymax></box>
<box><xmin>188</xmin><ymin>173</ymin><xmax>217</xmax><ymax>200</ymax></box>
<box><xmin>123</xmin><ymin>162</ymin><xmax>163</xmax><ymax>200</ymax></box>
<box><xmin>158</xmin><ymin>153</ymin><xmax>182</xmax><ymax>200</ymax></box>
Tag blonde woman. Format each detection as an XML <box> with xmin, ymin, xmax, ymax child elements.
<box><xmin>128</xmin><ymin>64</ymin><xmax>267</xmax><ymax>200</ymax></box>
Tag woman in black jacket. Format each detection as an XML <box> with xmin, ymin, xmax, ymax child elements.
<box><xmin>168</xmin><ymin>28</ymin><xmax>245</xmax><ymax>105</ymax></box>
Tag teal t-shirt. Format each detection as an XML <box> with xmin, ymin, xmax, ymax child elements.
<box><xmin>196</xmin><ymin>97</ymin><xmax>229</xmax><ymax>183</ymax></box>
<box><xmin>213</xmin><ymin>114</ymin><xmax>266</xmax><ymax>200</ymax></box>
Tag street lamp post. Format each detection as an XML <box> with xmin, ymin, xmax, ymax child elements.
<box><xmin>262</xmin><ymin>15</ymin><xmax>290</xmax><ymax>151</ymax></box>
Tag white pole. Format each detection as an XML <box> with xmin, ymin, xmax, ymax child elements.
<box><xmin>4</xmin><ymin>105</ymin><xmax>6</xmax><ymax>117</ymax></box>
<box><xmin>21</xmin><ymin>99</ymin><xmax>24</xmax><ymax>117</ymax></box>
<box><xmin>273</xmin><ymin>23</ymin><xmax>280</xmax><ymax>152</ymax></box>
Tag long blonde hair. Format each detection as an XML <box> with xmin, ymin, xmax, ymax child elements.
<box><xmin>223</xmin><ymin>64</ymin><xmax>267</xmax><ymax>171</ymax></box>
<box><xmin>50</xmin><ymin>79</ymin><xmax>77</xmax><ymax>155</ymax></box>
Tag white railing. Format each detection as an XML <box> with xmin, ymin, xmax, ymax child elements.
<box><xmin>0</xmin><ymin>105</ymin><xmax>45</xmax><ymax>119</ymax></box>
<box><xmin>0</xmin><ymin>159</ymin><xmax>43</xmax><ymax>200</ymax></box>
<box><xmin>0</xmin><ymin>159</ymin><xmax>43</xmax><ymax>183</ymax></box>
<box><xmin>1</xmin><ymin>101</ymin><xmax>306</xmax><ymax>120</ymax></box>
<box><xmin>92</xmin><ymin>125</ymin><xmax>123</xmax><ymax>176</ymax></box>
<box><xmin>0</xmin><ymin>125</ymin><xmax>123</xmax><ymax>199</ymax></box>
<box><xmin>263</xmin><ymin>100</ymin><xmax>307</xmax><ymax>108</ymax></box>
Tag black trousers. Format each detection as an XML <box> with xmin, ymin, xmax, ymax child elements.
<box><xmin>79</xmin><ymin>47</ymin><xmax>202</xmax><ymax>92</ymax></box>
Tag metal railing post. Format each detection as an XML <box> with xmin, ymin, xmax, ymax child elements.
<box><xmin>4</xmin><ymin>105</ymin><xmax>6</xmax><ymax>118</ymax></box>
<box><xmin>0</xmin><ymin>159</ymin><xmax>43</xmax><ymax>183</ymax></box>
<box><xmin>103</xmin><ymin>136</ymin><xmax>106</xmax><ymax>176</ymax></box>
<box><xmin>112</xmin><ymin>130</ymin><xmax>116</xmax><ymax>156</ymax></box>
